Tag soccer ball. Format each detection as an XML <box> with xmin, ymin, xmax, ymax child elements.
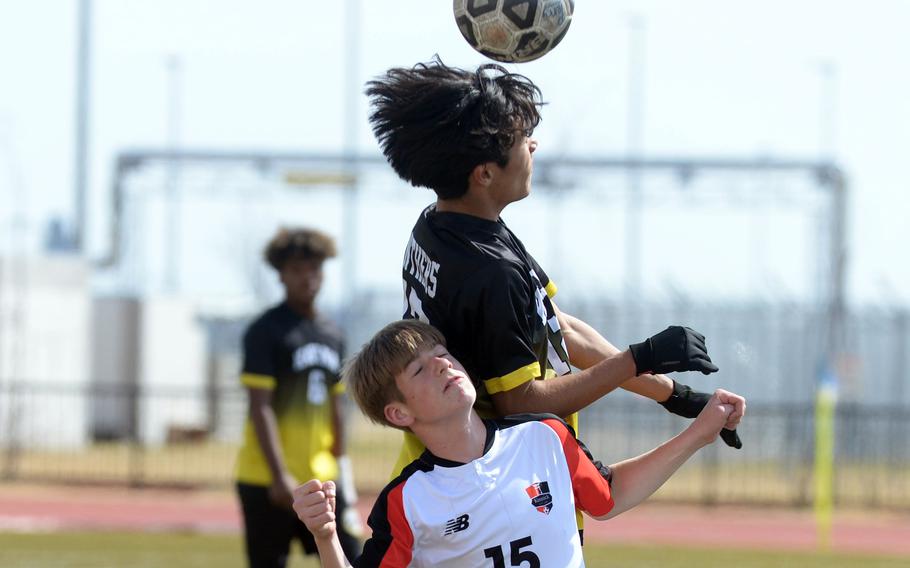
<box><xmin>453</xmin><ymin>0</ymin><xmax>574</xmax><ymax>63</ymax></box>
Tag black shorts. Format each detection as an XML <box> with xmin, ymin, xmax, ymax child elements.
<box><xmin>237</xmin><ymin>482</ymin><xmax>362</xmax><ymax>568</ymax></box>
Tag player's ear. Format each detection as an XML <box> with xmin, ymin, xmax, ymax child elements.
<box><xmin>276</xmin><ymin>265</ymin><xmax>290</xmax><ymax>287</ymax></box>
<box><xmin>384</xmin><ymin>401</ymin><xmax>415</xmax><ymax>429</ymax></box>
<box><xmin>469</xmin><ymin>162</ymin><xmax>494</xmax><ymax>188</ymax></box>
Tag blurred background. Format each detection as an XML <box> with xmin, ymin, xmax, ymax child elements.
<box><xmin>1</xmin><ymin>0</ymin><xmax>908</xmax><ymax>566</ymax></box>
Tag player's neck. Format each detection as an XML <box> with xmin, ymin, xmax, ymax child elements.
<box><xmin>285</xmin><ymin>298</ymin><xmax>316</xmax><ymax>319</ymax></box>
<box><xmin>436</xmin><ymin>194</ymin><xmax>504</xmax><ymax>222</ymax></box>
<box><xmin>417</xmin><ymin>411</ymin><xmax>487</xmax><ymax>464</ymax></box>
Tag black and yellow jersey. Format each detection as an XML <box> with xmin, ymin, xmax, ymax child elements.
<box><xmin>396</xmin><ymin>205</ymin><xmax>574</xmax><ymax>473</ymax></box>
<box><xmin>235</xmin><ymin>302</ymin><xmax>345</xmax><ymax>486</ymax></box>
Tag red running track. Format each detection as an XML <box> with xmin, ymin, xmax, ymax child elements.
<box><xmin>1</xmin><ymin>484</ymin><xmax>908</xmax><ymax>556</ymax></box>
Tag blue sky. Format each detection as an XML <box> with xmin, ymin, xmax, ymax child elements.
<box><xmin>1</xmin><ymin>0</ymin><xmax>908</xmax><ymax>307</ymax></box>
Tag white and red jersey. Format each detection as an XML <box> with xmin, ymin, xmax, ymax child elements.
<box><xmin>356</xmin><ymin>414</ymin><xmax>613</xmax><ymax>568</ymax></box>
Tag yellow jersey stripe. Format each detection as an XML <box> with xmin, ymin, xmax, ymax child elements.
<box><xmin>545</xmin><ymin>280</ymin><xmax>557</xmax><ymax>298</ymax></box>
<box><xmin>331</xmin><ymin>381</ymin><xmax>346</xmax><ymax>395</ymax></box>
<box><xmin>486</xmin><ymin>362</ymin><xmax>540</xmax><ymax>394</ymax></box>
<box><xmin>241</xmin><ymin>373</ymin><xmax>276</xmax><ymax>390</ymax></box>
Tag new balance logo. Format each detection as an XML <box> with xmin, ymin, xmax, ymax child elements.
<box><xmin>443</xmin><ymin>514</ymin><xmax>470</xmax><ymax>535</ymax></box>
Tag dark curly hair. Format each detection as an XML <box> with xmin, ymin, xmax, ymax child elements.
<box><xmin>365</xmin><ymin>57</ymin><xmax>543</xmax><ymax>200</ymax></box>
<box><xmin>263</xmin><ymin>227</ymin><xmax>337</xmax><ymax>271</ymax></box>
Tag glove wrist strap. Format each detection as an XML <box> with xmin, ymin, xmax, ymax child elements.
<box><xmin>658</xmin><ymin>380</ymin><xmax>707</xmax><ymax>419</ymax></box>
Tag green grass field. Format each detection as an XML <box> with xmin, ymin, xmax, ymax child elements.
<box><xmin>0</xmin><ymin>532</ymin><xmax>906</xmax><ymax>568</ymax></box>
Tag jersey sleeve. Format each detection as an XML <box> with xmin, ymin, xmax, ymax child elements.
<box><xmin>462</xmin><ymin>263</ymin><xmax>544</xmax><ymax>393</ymax></box>
<box><xmin>240</xmin><ymin>320</ymin><xmax>277</xmax><ymax>390</ymax></box>
<box><xmin>354</xmin><ymin>480</ymin><xmax>415</xmax><ymax>567</ymax></box>
<box><xmin>541</xmin><ymin>416</ymin><xmax>614</xmax><ymax>518</ymax></box>
<box><xmin>526</xmin><ymin>251</ymin><xmax>557</xmax><ymax>299</ymax></box>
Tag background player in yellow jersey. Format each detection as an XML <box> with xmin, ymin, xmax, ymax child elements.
<box><xmin>235</xmin><ymin>227</ymin><xmax>361</xmax><ymax>567</ymax></box>
<box><xmin>365</xmin><ymin>58</ymin><xmax>744</xmax><ymax>475</ymax></box>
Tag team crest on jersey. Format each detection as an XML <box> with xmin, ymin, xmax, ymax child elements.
<box><xmin>525</xmin><ymin>481</ymin><xmax>553</xmax><ymax>515</ymax></box>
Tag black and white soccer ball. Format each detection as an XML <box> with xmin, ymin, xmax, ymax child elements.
<box><xmin>453</xmin><ymin>0</ymin><xmax>574</xmax><ymax>63</ymax></box>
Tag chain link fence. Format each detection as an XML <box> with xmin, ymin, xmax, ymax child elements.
<box><xmin>1</xmin><ymin>300</ymin><xmax>907</xmax><ymax>509</ymax></box>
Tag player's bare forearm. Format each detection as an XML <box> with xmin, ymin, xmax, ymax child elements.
<box><xmin>314</xmin><ymin>535</ymin><xmax>352</xmax><ymax>568</ymax></box>
<box><xmin>555</xmin><ymin>307</ymin><xmax>673</xmax><ymax>402</ymax></box>
<box><xmin>491</xmin><ymin>350</ymin><xmax>638</xmax><ymax>417</ymax></box>
<box><xmin>330</xmin><ymin>392</ymin><xmax>347</xmax><ymax>456</ymax></box>
<box><xmin>597</xmin><ymin>427</ymin><xmax>703</xmax><ymax>519</ymax></box>
<box><xmin>619</xmin><ymin>373</ymin><xmax>674</xmax><ymax>401</ymax></box>
<box><xmin>596</xmin><ymin>394</ymin><xmax>734</xmax><ymax>520</ymax></box>
<box><xmin>248</xmin><ymin>388</ymin><xmax>292</xmax><ymax>484</ymax></box>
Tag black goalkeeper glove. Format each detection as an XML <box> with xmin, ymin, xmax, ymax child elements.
<box><xmin>629</xmin><ymin>326</ymin><xmax>719</xmax><ymax>376</ymax></box>
<box><xmin>659</xmin><ymin>380</ymin><xmax>743</xmax><ymax>449</ymax></box>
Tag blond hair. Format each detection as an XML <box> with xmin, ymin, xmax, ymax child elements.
<box><xmin>344</xmin><ymin>320</ymin><xmax>446</xmax><ymax>430</ymax></box>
